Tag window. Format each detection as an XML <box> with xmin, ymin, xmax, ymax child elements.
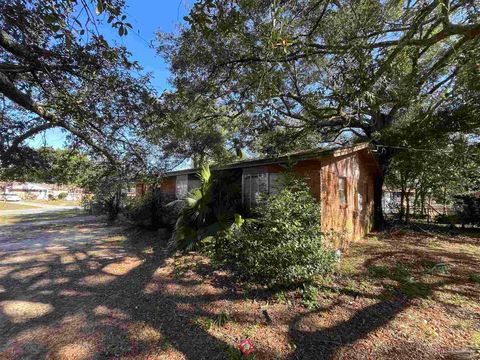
<box><xmin>243</xmin><ymin>174</ymin><xmax>258</xmax><ymax>208</ymax></box>
<box><xmin>188</xmin><ymin>178</ymin><xmax>201</xmax><ymax>192</ymax></box>
<box><xmin>357</xmin><ymin>191</ymin><xmax>363</xmax><ymax>212</ymax></box>
<box><xmin>268</xmin><ymin>172</ymin><xmax>282</xmax><ymax>194</ymax></box>
<box><xmin>175</xmin><ymin>175</ymin><xmax>188</xmax><ymax>199</ymax></box>
<box><xmin>243</xmin><ymin>172</ymin><xmax>281</xmax><ymax>207</ymax></box>
<box><xmin>339</xmin><ymin>177</ymin><xmax>347</xmax><ymax>205</ymax></box>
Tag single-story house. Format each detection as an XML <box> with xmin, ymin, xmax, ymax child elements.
<box><xmin>137</xmin><ymin>143</ymin><xmax>380</xmax><ymax>246</ymax></box>
<box><xmin>1</xmin><ymin>182</ymin><xmax>49</xmax><ymax>200</ymax></box>
<box><xmin>0</xmin><ymin>182</ymin><xmax>85</xmax><ymax>201</ymax></box>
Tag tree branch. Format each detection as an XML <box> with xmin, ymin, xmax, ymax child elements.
<box><xmin>2</xmin><ymin>122</ymin><xmax>56</xmax><ymax>160</ymax></box>
<box><xmin>0</xmin><ymin>71</ymin><xmax>118</xmax><ymax>164</ymax></box>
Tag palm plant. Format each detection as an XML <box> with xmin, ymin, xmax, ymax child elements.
<box><xmin>171</xmin><ymin>163</ymin><xmax>215</xmax><ymax>250</ymax></box>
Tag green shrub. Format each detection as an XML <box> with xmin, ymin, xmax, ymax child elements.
<box><xmin>90</xmin><ymin>176</ymin><xmax>125</xmax><ymax>221</ymax></box>
<box><xmin>213</xmin><ymin>180</ymin><xmax>334</xmax><ymax>289</ymax></box>
<box><xmin>172</xmin><ymin>165</ymin><xmax>242</xmax><ymax>250</ymax></box>
<box><xmin>301</xmin><ymin>284</ymin><xmax>320</xmax><ymax>309</ymax></box>
<box><xmin>124</xmin><ymin>189</ymin><xmax>175</xmax><ymax>229</ymax></box>
<box><xmin>435</xmin><ymin>213</ymin><xmax>459</xmax><ymax>225</ymax></box>
<box><xmin>57</xmin><ymin>192</ymin><xmax>68</xmax><ymax>199</ymax></box>
<box><xmin>454</xmin><ymin>194</ymin><xmax>480</xmax><ymax>226</ymax></box>
<box><xmin>469</xmin><ymin>273</ymin><xmax>480</xmax><ymax>284</ymax></box>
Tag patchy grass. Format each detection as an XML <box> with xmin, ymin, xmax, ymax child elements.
<box><xmin>28</xmin><ymin>199</ymin><xmax>81</xmax><ymax>206</ymax></box>
<box><xmin>0</xmin><ymin>209</ymin><xmax>85</xmax><ymax>225</ymax></box>
<box><xmin>0</xmin><ymin>202</ymin><xmax>39</xmax><ymax>211</ymax></box>
<box><xmin>0</xmin><ymin>217</ymin><xmax>479</xmax><ymax>359</ymax></box>
<box><xmin>469</xmin><ymin>273</ymin><xmax>480</xmax><ymax>284</ymax></box>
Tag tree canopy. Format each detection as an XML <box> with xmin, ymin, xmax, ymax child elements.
<box><xmin>157</xmin><ymin>0</ymin><xmax>479</xmax><ymax>157</ymax></box>
<box><xmin>0</xmin><ymin>0</ymin><xmax>157</xmax><ymax>169</ymax></box>
<box><xmin>0</xmin><ymin>147</ymin><xmax>97</xmax><ymax>186</ymax></box>
<box><xmin>154</xmin><ymin>0</ymin><xmax>480</xmax><ymax>224</ymax></box>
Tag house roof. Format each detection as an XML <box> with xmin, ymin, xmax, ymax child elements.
<box><xmin>10</xmin><ymin>183</ymin><xmax>49</xmax><ymax>191</ymax></box>
<box><xmin>163</xmin><ymin>143</ymin><xmax>379</xmax><ymax>177</ymax></box>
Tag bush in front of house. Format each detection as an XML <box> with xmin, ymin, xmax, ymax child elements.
<box><xmin>57</xmin><ymin>192</ymin><xmax>68</xmax><ymax>199</ymax></box>
<box><xmin>453</xmin><ymin>193</ymin><xmax>480</xmax><ymax>227</ymax></box>
<box><xmin>434</xmin><ymin>213</ymin><xmax>460</xmax><ymax>225</ymax></box>
<box><xmin>212</xmin><ymin>180</ymin><xmax>335</xmax><ymax>289</ymax></box>
<box><xmin>125</xmin><ymin>188</ymin><xmax>178</xmax><ymax>229</ymax></box>
<box><xmin>172</xmin><ymin>165</ymin><xmax>243</xmax><ymax>250</ymax></box>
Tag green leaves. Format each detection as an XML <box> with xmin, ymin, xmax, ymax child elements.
<box><xmin>214</xmin><ymin>178</ymin><xmax>334</xmax><ymax>288</ymax></box>
<box><xmin>96</xmin><ymin>0</ymin><xmax>104</xmax><ymax>15</ymax></box>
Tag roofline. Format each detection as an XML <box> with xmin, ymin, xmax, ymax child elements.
<box><xmin>162</xmin><ymin>143</ymin><xmax>374</xmax><ymax>177</ymax></box>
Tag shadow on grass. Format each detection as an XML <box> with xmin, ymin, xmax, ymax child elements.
<box><xmin>287</xmin><ymin>227</ymin><xmax>480</xmax><ymax>359</ymax></box>
<box><xmin>1</xmin><ymin>217</ymin><xmax>478</xmax><ymax>359</ymax></box>
<box><xmin>0</xmin><ymin>217</ymin><xmax>251</xmax><ymax>359</ymax></box>
<box><xmin>0</xmin><ymin>209</ymin><xmax>86</xmax><ymax>225</ymax></box>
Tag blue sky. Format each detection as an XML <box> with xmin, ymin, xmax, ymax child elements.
<box><xmin>29</xmin><ymin>0</ymin><xmax>191</xmax><ymax>148</ymax></box>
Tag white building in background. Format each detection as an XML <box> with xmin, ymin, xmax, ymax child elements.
<box><xmin>0</xmin><ymin>182</ymin><xmax>85</xmax><ymax>201</ymax></box>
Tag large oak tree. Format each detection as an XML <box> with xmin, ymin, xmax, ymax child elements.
<box><xmin>0</xmin><ymin>0</ymin><xmax>156</xmax><ymax>169</ymax></box>
<box><xmin>157</xmin><ymin>0</ymin><xmax>480</xmax><ymax>225</ymax></box>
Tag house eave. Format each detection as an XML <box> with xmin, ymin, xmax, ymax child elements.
<box><xmin>161</xmin><ymin>143</ymin><xmax>373</xmax><ymax>178</ymax></box>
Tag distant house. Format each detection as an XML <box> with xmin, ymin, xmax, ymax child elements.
<box><xmin>137</xmin><ymin>143</ymin><xmax>380</xmax><ymax>245</ymax></box>
<box><xmin>2</xmin><ymin>182</ymin><xmax>49</xmax><ymax>200</ymax></box>
<box><xmin>0</xmin><ymin>182</ymin><xmax>85</xmax><ymax>201</ymax></box>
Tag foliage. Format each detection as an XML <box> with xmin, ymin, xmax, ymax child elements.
<box><xmin>213</xmin><ymin>180</ymin><xmax>334</xmax><ymax>288</ymax></box>
<box><xmin>157</xmin><ymin>0</ymin><xmax>480</xmax><ymax>226</ymax></box>
<box><xmin>57</xmin><ymin>192</ymin><xmax>68</xmax><ymax>199</ymax></box>
<box><xmin>469</xmin><ymin>273</ymin><xmax>480</xmax><ymax>284</ymax></box>
<box><xmin>212</xmin><ymin>311</ymin><xmax>231</xmax><ymax>328</ymax></box>
<box><xmin>172</xmin><ymin>165</ymin><xmax>243</xmax><ymax>250</ymax></box>
<box><xmin>434</xmin><ymin>214</ymin><xmax>460</xmax><ymax>225</ymax></box>
<box><xmin>0</xmin><ymin>147</ymin><xmax>96</xmax><ymax>186</ymax></box>
<box><xmin>124</xmin><ymin>188</ymin><xmax>177</xmax><ymax>229</ymax></box>
<box><xmin>383</xmin><ymin>124</ymin><xmax>480</xmax><ymax>223</ymax></box>
<box><xmin>171</xmin><ymin>164</ymin><xmax>214</xmax><ymax>250</ymax></box>
<box><xmin>0</xmin><ymin>0</ymin><xmax>159</xmax><ymax>172</ymax></box>
<box><xmin>89</xmin><ymin>174</ymin><xmax>127</xmax><ymax>221</ymax></box>
<box><xmin>300</xmin><ymin>284</ymin><xmax>320</xmax><ymax>310</ymax></box>
<box><xmin>145</xmin><ymin>94</ymin><xmax>247</xmax><ymax>167</ymax></box>
<box><xmin>157</xmin><ymin>0</ymin><xmax>480</xmax><ymax>153</ymax></box>
<box><xmin>453</xmin><ymin>193</ymin><xmax>480</xmax><ymax>226</ymax></box>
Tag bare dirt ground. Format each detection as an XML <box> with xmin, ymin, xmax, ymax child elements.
<box><xmin>0</xmin><ymin>214</ymin><xmax>479</xmax><ymax>359</ymax></box>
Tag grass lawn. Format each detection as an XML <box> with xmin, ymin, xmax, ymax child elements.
<box><xmin>0</xmin><ymin>220</ymin><xmax>478</xmax><ymax>359</ymax></box>
<box><xmin>0</xmin><ymin>202</ymin><xmax>39</xmax><ymax>211</ymax></box>
<box><xmin>0</xmin><ymin>209</ymin><xmax>85</xmax><ymax>225</ymax></box>
<box><xmin>157</xmin><ymin>228</ymin><xmax>480</xmax><ymax>359</ymax></box>
<box><xmin>28</xmin><ymin>199</ymin><xmax>82</xmax><ymax>206</ymax></box>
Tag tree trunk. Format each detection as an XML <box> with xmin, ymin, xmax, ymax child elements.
<box><xmin>373</xmin><ymin>175</ymin><xmax>385</xmax><ymax>229</ymax></box>
<box><xmin>373</xmin><ymin>146</ymin><xmax>395</xmax><ymax>230</ymax></box>
<box><xmin>399</xmin><ymin>187</ymin><xmax>406</xmax><ymax>222</ymax></box>
<box><xmin>443</xmin><ymin>187</ymin><xmax>447</xmax><ymax>215</ymax></box>
<box><xmin>405</xmin><ymin>191</ymin><xmax>410</xmax><ymax>224</ymax></box>
<box><xmin>420</xmin><ymin>191</ymin><xmax>426</xmax><ymax>217</ymax></box>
